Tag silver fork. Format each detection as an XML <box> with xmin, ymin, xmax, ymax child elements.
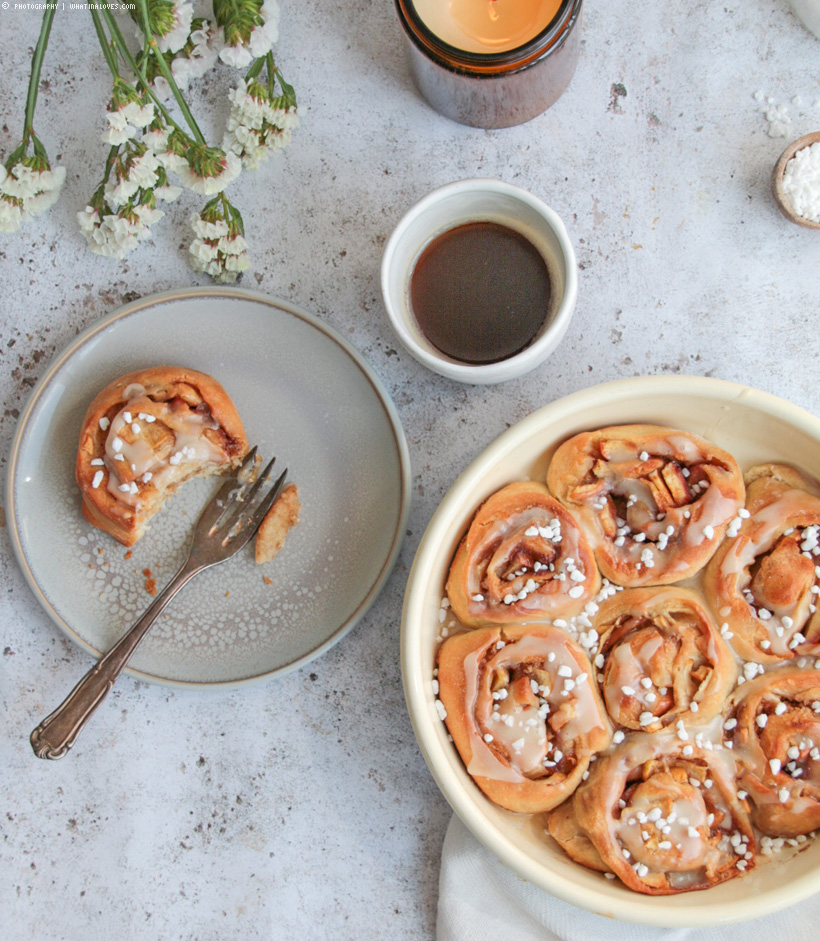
<box><xmin>30</xmin><ymin>448</ymin><xmax>286</xmax><ymax>760</ymax></box>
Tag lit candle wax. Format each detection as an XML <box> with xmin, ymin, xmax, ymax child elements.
<box><xmin>413</xmin><ymin>0</ymin><xmax>563</xmax><ymax>54</ymax></box>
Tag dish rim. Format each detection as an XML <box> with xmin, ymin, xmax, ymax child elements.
<box><xmin>6</xmin><ymin>286</ymin><xmax>412</xmax><ymax>690</ymax></box>
<box><xmin>401</xmin><ymin>373</ymin><xmax>820</xmax><ymax>925</ymax></box>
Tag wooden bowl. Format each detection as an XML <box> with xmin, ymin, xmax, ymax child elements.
<box><xmin>772</xmin><ymin>131</ymin><xmax>820</xmax><ymax>230</ymax></box>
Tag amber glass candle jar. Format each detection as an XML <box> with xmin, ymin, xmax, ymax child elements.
<box><xmin>394</xmin><ymin>0</ymin><xmax>584</xmax><ymax>128</ymax></box>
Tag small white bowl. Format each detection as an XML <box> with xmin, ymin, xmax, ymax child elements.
<box><xmin>380</xmin><ymin>179</ymin><xmax>577</xmax><ymax>384</ymax></box>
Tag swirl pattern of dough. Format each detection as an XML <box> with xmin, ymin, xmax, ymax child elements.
<box><xmin>436</xmin><ymin>624</ymin><xmax>611</xmax><ymax>814</ymax></box>
<box><xmin>76</xmin><ymin>366</ymin><xmax>248</xmax><ymax>546</ymax></box>
<box><xmin>727</xmin><ymin>669</ymin><xmax>820</xmax><ymax>837</ymax></box>
<box><xmin>547</xmin><ymin>425</ymin><xmax>744</xmax><ymax>587</ymax></box>
<box><xmin>445</xmin><ymin>481</ymin><xmax>601</xmax><ymax>627</ymax></box>
<box><xmin>548</xmin><ymin>735</ymin><xmax>755</xmax><ymax>894</ymax></box>
<box><xmin>593</xmin><ymin>587</ymin><xmax>737</xmax><ymax>732</ymax></box>
<box><xmin>703</xmin><ymin>464</ymin><xmax>820</xmax><ymax>663</ymax></box>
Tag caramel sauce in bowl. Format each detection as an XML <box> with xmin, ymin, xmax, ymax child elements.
<box><xmin>380</xmin><ymin>178</ymin><xmax>577</xmax><ymax>385</ymax></box>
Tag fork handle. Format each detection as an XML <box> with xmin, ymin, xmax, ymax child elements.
<box><xmin>30</xmin><ymin>561</ymin><xmax>201</xmax><ymax>760</ymax></box>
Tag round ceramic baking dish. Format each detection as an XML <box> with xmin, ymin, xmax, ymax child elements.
<box><xmin>402</xmin><ymin>375</ymin><xmax>820</xmax><ymax>926</ymax></box>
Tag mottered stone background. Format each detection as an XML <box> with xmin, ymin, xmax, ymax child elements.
<box><xmin>2</xmin><ymin>2</ymin><xmax>820</xmax><ymax>938</ymax></box>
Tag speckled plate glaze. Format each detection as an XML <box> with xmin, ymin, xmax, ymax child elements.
<box><xmin>8</xmin><ymin>288</ymin><xmax>410</xmax><ymax>688</ymax></box>
<box><xmin>402</xmin><ymin>376</ymin><xmax>820</xmax><ymax>926</ymax></box>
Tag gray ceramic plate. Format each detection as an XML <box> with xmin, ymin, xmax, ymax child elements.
<box><xmin>7</xmin><ymin>288</ymin><xmax>410</xmax><ymax>688</ymax></box>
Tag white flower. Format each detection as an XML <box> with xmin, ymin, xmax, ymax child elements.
<box><xmin>134</xmin><ymin>203</ymin><xmax>165</xmax><ymax>230</ymax></box>
<box><xmin>188</xmin><ymin>209</ymin><xmax>250</xmax><ymax>283</ymax></box>
<box><xmin>227</xmin><ymin>81</ymin><xmax>269</xmax><ymax>130</ymax></box>
<box><xmin>143</xmin><ymin>126</ymin><xmax>171</xmax><ymax>152</ymax></box>
<box><xmin>102</xmin><ymin>110</ymin><xmax>139</xmax><ymax>146</ymax></box>
<box><xmin>219</xmin><ymin>0</ymin><xmax>279</xmax><ymax>68</ymax></box>
<box><xmin>189</xmin><ymin>238</ymin><xmax>220</xmax><ymax>264</ymax></box>
<box><xmin>249</xmin><ymin>0</ymin><xmax>279</xmax><ymax>55</ymax></box>
<box><xmin>220</xmin><ymin>233</ymin><xmax>248</xmax><ymax>256</ymax></box>
<box><xmin>178</xmin><ymin>151</ymin><xmax>241</xmax><ymax>195</ymax></box>
<box><xmin>223</xmin><ymin>80</ymin><xmax>298</xmax><ymax>169</ymax></box>
<box><xmin>192</xmin><ymin>217</ymin><xmax>230</xmax><ymax>239</ymax></box>
<box><xmin>78</xmin><ymin>207</ymin><xmax>139</xmax><ymax>259</ymax></box>
<box><xmin>155</xmin><ymin>149</ymin><xmax>188</xmax><ymax>174</ymax></box>
<box><xmin>171</xmin><ymin>21</ymin><xmax>219</xmax><ymax>90</ymax></box>
<box><xmin>1</xmin><ymin>165</ymin><xmax>38</xmax><ymax>199</ymax></box>
<box><xmin>120</xmin><ymin>101</ymin><xmax>155</xmax><ymax>128</ymax></box>
<box><xmin>156</xmin><ymin>1</ymin><xmax>194</xmax><ymax>54</ymax></box>
<box><xmin>268</xmin><ymin>105</ymin><xmax>299</xmax><ymax>132</ymax></box>
<box><xmin>78</xmin><ymin>201</ymin><xmax>163</xmax><ymax>259</ymax></box>
<box><xmin>129</xmin><ymin>150</ymin><xmax>161</xmax><ymax>189</ymax></box>
<box><xmin>23</xmin><ymin>169</ymin><xmax>66</xmax><ymax>217</ymax></box>
<box><xmin>77</xmin><ymin>205</ymin><xmax>100</xmax><ymax>234</ymax></box>
<box><xmin>224</xmin><ymin>249</ymin><xmax>250</xmax><ymax>273</ymax></box>
<box><xmin>155</xmin><ymin>183</ymin><xmax>183</xmax><ymax>202</ymax></box>
<box><xmin>105</xmin><ymin>175</ymin><xmax>141</xmax><ymax>208</ymax></box>
<box><xmin>151</xmin><ymin>75</ymin><xmax>173</xmax><ymax>101</ymax></box>
<box><xmin>2</xmin><ymin>163</ymin><xmax>65</xmax><ymax>201</ymax></box>
<box><xmin>0</xmin><ymin>163</ymin><xmax>66</xmax><ymax>226</ymax></box>
<box><xmin>0</xmin><ymin>196</ymin><xmax>23</xmax><ymax>233</ymax></box>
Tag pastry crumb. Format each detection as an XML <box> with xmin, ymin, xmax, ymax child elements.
<box><xmin>255</xmin><ymin>483</ymin><xmax>300</xmax><ymax>565</ymax></box>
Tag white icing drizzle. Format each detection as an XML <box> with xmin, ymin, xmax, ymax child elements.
<box><xmin>102</xmin><ymin>391</ymin><xmax>226</xmax><ymax>508</ymax></box>
<box><xmin>463</xmin><ymin>632</ymin><xmax>606</xmax><ymax>784</ymax></box>
<box><xmin>465</xmin><ymin>505</ymin><xmax>594</xmax><ymax>617</ymax></box>
<box><xmin>718</xmin><ymin>490</ymin><xmax>820</xmax><ymax>656</ymax></box>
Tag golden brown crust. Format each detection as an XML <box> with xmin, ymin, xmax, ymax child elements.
<box><xmin>76</xmin><ymin>366</ymin><xmax>248</xmax><ymax>546</ymax></box>
<box><xmin>445</xmin><ymin>481</ymin><xmax>601</xmax><ymax>628</ymax></box>
<box><xmin>702</xmin><ymin>463</ymin><xmax>820</xmax><ymax>663</ymax></box>
<box><xmin>727</xmin><ymin>669</ymin><xmax>820</xmax><ymax>837</ymax></box>
<box><xmin>547</xmin><ymin>424</ymin><xmax>745</xmax><ymax>587</ymax></box>
<box><xmin>436</xmin><ymin>623</ymin><xmax>611</xmax><ymax>814</ymax></box>
<box><xmin>592</xmin><ymin>587</ymin><xmax>737</xmax><ymax>732</ymax></box>
<box><xmin>255</xmin><ymin>483</ymin><xmax>300</xmax><ymax>564</ymax></box>
<box><xmin>567</xmin><ymin>736</ymin><xmax>755</xmax><ymax>895</ymax></box>
<box><xmin>546</xmin><ymin>799</ymin><xmax>610</xmax><ymax>873</ymax></box>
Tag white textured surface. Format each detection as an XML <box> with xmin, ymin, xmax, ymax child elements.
<box><xmin>1</xmin><ymin>2</ymin><xmax>820</xmax><ymax>939</ymax></box>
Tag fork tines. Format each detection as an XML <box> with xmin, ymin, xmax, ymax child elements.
<box><xmin>208</xmin><ymin>451</ymin><xmax>287</xmax><ymax>547</ymax></box>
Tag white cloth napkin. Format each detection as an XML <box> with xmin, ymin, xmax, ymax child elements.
<box><xmin>437</xmin><ymin>814</ymin><xmax>820</xmax><ymax>941</ymax></box>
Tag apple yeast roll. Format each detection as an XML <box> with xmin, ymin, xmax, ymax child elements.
<box><xmin>436</xmin><ymin>623</ymin><xmax>611</xmax><ymax>814</ymax></box>
<box><xmin>727</xmin><ymin>669</ymin><xmax>820</xmax><ymax>837</ymax></box>
<box><xmin>703</xmin><ymin>464</ymin><xmax>820</xmax><ymax>663</ymax></box>
<box><xmin>547</xmin><ymin>424</ymin><xmax>744</xmax><ymax>587</ymax></box>
<box><xmin>445</xmin><ymin>481</ymin><xmax>600</xmax><ymax>627</ymax></box>
<box><xmin>548</xmin><ymin>735</ymin><xmax>755</xmax><ymax>895</ymax></box>
<box><xmin>593</xmin><ymin>587</ymin><xmax>737</xmax><ymax>732</ymax></box>
<box><xmin>76</xmin><ymin>366</ymin><xmax>248</xmax><ymax>546</ymax></box>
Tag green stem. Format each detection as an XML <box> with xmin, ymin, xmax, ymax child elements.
<box><xmin>135</xmin><ymin>0</ymin><xmax>207</xmax><ymax>145</ymax></box>
<box><xmin>91</xmin><ymin>9</ymin><xmax>119</xmax><ymax>78</ymax></box>
<box><xmin>265</xmin><ymin>53</ymin><xmax>275</xmax><ymax>97</ymax></box>
<box><xmin>22</xmin><ymin>8</ymin><xmax>57</xmax><ymax>145</ymax></box>
<box><xmin>244</xmin><ymin>56</ymin><xmax>266</xmax><ymax>84</ymax></box>
<box><xmin>102</xmin><ymin>144</ymin><xmax>120</xmax><ymax>185</ymax></box>
<box><xmin>99</xmin><ymin>9</ymin><xmax>191</xmax><ymax>142</ymax></box>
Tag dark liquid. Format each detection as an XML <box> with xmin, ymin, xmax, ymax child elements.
<box><xmin>409</xmin><ymin>221</ymin><xmax>551</xmax><ymax>365</ymax></box>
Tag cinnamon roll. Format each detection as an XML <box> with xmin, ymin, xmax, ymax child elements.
<box><xmin>548</xmin><ymin>735</ymin><xmax>755</xmax><ymax>894</ymax></box>
<box><xmin>445</xmin><ymin>481</ymin><xmax>600</xmax><ymax>628</ymax></box>
<box><xmin>726</xmin><ymin>668</ymin><xmax>820</xmax><ymax>837</ymax></box>
<box><xmin>76</xmin><ymin>366</ymin><xmax>248</xmax><ymax>546</ymax></box>
<box><xmin>703</xmin><ymin>464</ymin><xmax>820</xmax><ymax>663</ymax></box>
<box><xmin>547</xmin><ymin>425</ymin><xmax>744</xmax><ymax>587</ymax></box>
<box><xmin>593</xmin><ymin>588</ymin><xmax>737</xmax><ymax>732</ymax></box>
<box><xmin>436</xmin><ymin>623</ymin><xmax>611</xmax><ymax>814</ymax></box>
